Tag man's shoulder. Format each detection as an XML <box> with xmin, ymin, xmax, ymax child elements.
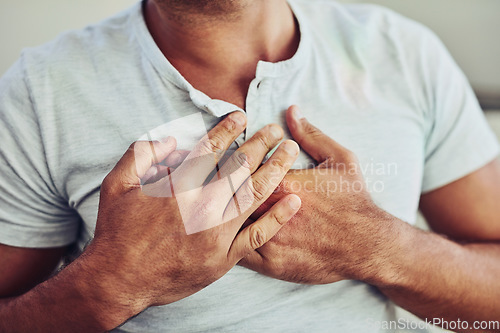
<box><xmin>293</xmin><ymin>0</ymin><xmax>409</xmax><ymax>23</ymax></box>
<box><xmin>293</xmin><ymin>0</ymin><xmax>433</xmax><ymax>43</ymax></box>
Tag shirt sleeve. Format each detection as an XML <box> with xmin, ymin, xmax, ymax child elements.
<box><xmin>417</xmin><ymin>28</ymin><xmax>500</xmax><ymax>193</ymax></box>
<box><xmin>0</xmin><ymin>55</ymin><xmax>80</xmax><ymax>248</ymax></box>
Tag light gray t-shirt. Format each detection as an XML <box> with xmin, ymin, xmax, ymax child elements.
<box><xmin>0</xmin><ymin>0</ymin><xmax>498</xmax><ymax>331</ymax></box>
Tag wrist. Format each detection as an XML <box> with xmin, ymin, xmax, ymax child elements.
<box><xmin>64</xmin><ymin>244</ymin><xmax>148</xmax><ymax>331</ymax></box>
<box><xmin>361</xmin><ymin>214</ymin><xmax>462</xmax><ymax>292</ymax></box>
<box><xmin>353</xmin><ymin>208</ymin><xmax>417</xmax><ymax>288</ymax></box>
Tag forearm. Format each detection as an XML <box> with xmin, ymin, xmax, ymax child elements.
<box><xmin>374</xmin><ymin>220</ymin><xmax>500</xmax><ymax>332</ymax></box>
<box><xmin>0</xmin><ymin>249</ymin><xmax>142</xmax><ymax>332</ymax></box>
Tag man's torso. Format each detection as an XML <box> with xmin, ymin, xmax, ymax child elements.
<box><xmin>5</xmin><ymin>0</ymin><xmax>434</xmax><ymax>331</ymax></box>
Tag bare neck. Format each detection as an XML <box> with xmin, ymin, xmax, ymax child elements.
<box><xmin>144</xmin><ymin>0</ymin><xmax>299</xmax><ymax>109</ymax></box>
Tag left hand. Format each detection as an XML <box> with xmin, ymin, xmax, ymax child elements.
<box><xmin>239</xmin><ymin>106</ymin><xmax>401</xmax><ymax>285</ymax></box>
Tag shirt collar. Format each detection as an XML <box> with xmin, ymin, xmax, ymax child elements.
<box><xmin>131</xmin><ymin>0</ymin><xmax>311</xmax><ymax>117</ymax></box>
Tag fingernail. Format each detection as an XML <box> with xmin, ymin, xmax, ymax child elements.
<box><xmin>229</xmin><ymin>112</ymin><xmax>247</xmax><ymax>127</ymax></box>
<box><xmin>283</xmin><ymin>141</ymin><xmax>299</xmax><ymax>155</ymax></box>
<box><xmin>288</xmin><ymin>195</ymin><xmax>301</xmax><ymax>210</ymax></box>
<box><xmin>292</xmin><ymin>107</ymin><xmax>305</xmax><ymax>120</ymax></box>
<box><xmin>269</xmin><ymin>125</ymin><xmax>283</xmax><ymax>140</ymax></box>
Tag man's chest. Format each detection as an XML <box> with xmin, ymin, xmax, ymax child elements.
<box><xmin>50</xmin><ymin>81</ymin><xmax>425</xmax><ymax>249</ymax></box>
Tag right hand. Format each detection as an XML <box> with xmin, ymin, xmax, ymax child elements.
<box><xmin>88</xmin><ymin>112</ymin><xmax>301</xmax><ymax>311</ymax></box>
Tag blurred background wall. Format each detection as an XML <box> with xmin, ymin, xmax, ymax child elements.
<box><xmin>1</xmin><ymin>0</ymin><xmax>499</xmax><ymax>109</ymax></box>
<box><xmin>0</xmin><ymin>0</ymin><xmax>137</xmax><ymax>76</ymax></box>
<box><xmin>337</xmin><ymin>0</ymin><xmax>500</xmax><ymax>109</ymax></box>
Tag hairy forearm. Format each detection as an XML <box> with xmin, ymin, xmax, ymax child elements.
<box><xmin>0</xmin><ymin>249</ymin><xmax>141</xmax><ymax>332</ymax></box>
<box><xmin>375</xmin><ymin>221</ymin><xmax>500</xmax><ymax>332</ymax></box>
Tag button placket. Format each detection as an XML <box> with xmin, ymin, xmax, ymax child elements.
<box><xmin>245</xmin><ymin>78</ymin><xmax>264</xmax><ymax>143</ymax></box>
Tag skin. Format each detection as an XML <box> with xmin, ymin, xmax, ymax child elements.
<box><xmin>243</xmin><ymin>106</ymin><xmax>500</xmax><ymax>332</ymax></box>
<box><xmin>153</xmin><ymin>0</ymin><xmax>252</xmax><ymax>19</ymax></box>
<box><xmin>1</xmin><ymin>0</ymin><xmax>499</xmax><ymax>331</ymax></box>
<box><xmin>0</xmin><ymin>113</ymin><xmax>302</xmax><ymax>331</ymax></box>
<box><xmin>144</xmin><ymin>0</ymin><xmax>300</xmax><ymax>109</ymax></box>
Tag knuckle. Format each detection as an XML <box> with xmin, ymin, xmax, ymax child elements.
<box><xmin>202</xmin><ymin>134</ymin><xmax>226</xmax><ymax>155</ymax></box>
<box><xmin>256</xmin><ymin>130</ymin><xmax>274</xmax><ymax>150</ymax></box>
<box><xmin>303</xmin><ymin>122</ymin><xmax>321</xmax><ymax>137</ymax></box>
<box><xmin>224</xmin><ymin>116</ymin><xmax>239</xmax><ymax>132</ymax></box>
<box><xmin>233</xmin><ymin>151</ymin><xmax>251</xmax><ymax>170</ymax></box>
<box><xmin>248</xmin><ymin>225</ymin><xmax>266</xmax><ymax>249</ymax></box>
<box><xmin>249</xmin><ymin>176</ymin><xmax>270</xmax><ymax>202</ymax></box>
<box><xmin>320</xmin><ymin>156</ymin><xmax>336</xmax><ymax>168</ymax></box>
<box><xmin>300</xmin><ymin>124</ymin><xmax>324</xmax><ymax>146</ymax></box>
<box><xmin>270</xmin><ymin>157</ymin><xmax>288</xmax><ymax>172</ymax></box>
<box><xmin>270</xmin><ymin>210</ymin><xmax>287</xmax><ymax>225</ymax></box>
<box><xmin>234</xmin><ymin>190</ymin><xmax>254</xmax><ymax>213</ymax></box>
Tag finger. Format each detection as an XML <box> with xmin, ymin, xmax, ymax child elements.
<box><xmin>164</xmin><ymin>150</ymin><xmax>190</xmax><ymax>168</ymax></box>
<box><xmin>212</xmin><ymin>124</ymin><xmax>283</xmax><ymax>181</ymax></box>
<box><xmin>173</xmin><ymin>112</ymin><xmax>247</xmax><ymax>191</ymax></box>
<box><xmin>105</xmin><ymin>137</ymin><xmax>177</xmax><ymax>190</ymax></box>
<box><xmin>228</xmin><ymin>194</ymin><xmax>301</xmax><ymax>262</ymax></box>
<box><xmin>286</xmin><ymin>105</ymin><xmax>347</xmax><ymax>164</ymax></box>
<box><xmin>223</xmin><ymin>140</ymin><xmax>299</xmax><ymax>225</ymax></box>
<box><xmin>206</xmin><ymin>124</ymin><xmax>284</xmax><ymax>203</ymax></box>
<box><xmin>248</xmin><ymin>194</ymin><xmax>281</xmax><ymax>222</ymax></box>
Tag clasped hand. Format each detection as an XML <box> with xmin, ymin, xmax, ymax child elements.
<box><xmin>90</xmin><ymin>112</ymin><xmax>302</xmax><ymax>309</ymax></box>
<box><xmin>240</xmin><ymin>106</ymin><xmax>397</xmax><ymax>285</ymax></box>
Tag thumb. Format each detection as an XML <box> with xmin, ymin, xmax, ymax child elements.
<box><xmin>286</xmin><ymin>105</ymin><xmax>347</xmax><ymax>164</ymax></box>
<box><xmin>107</xmin><ymin>137</ymin><xmax>177</xmax><ymax>190</ymax></box>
